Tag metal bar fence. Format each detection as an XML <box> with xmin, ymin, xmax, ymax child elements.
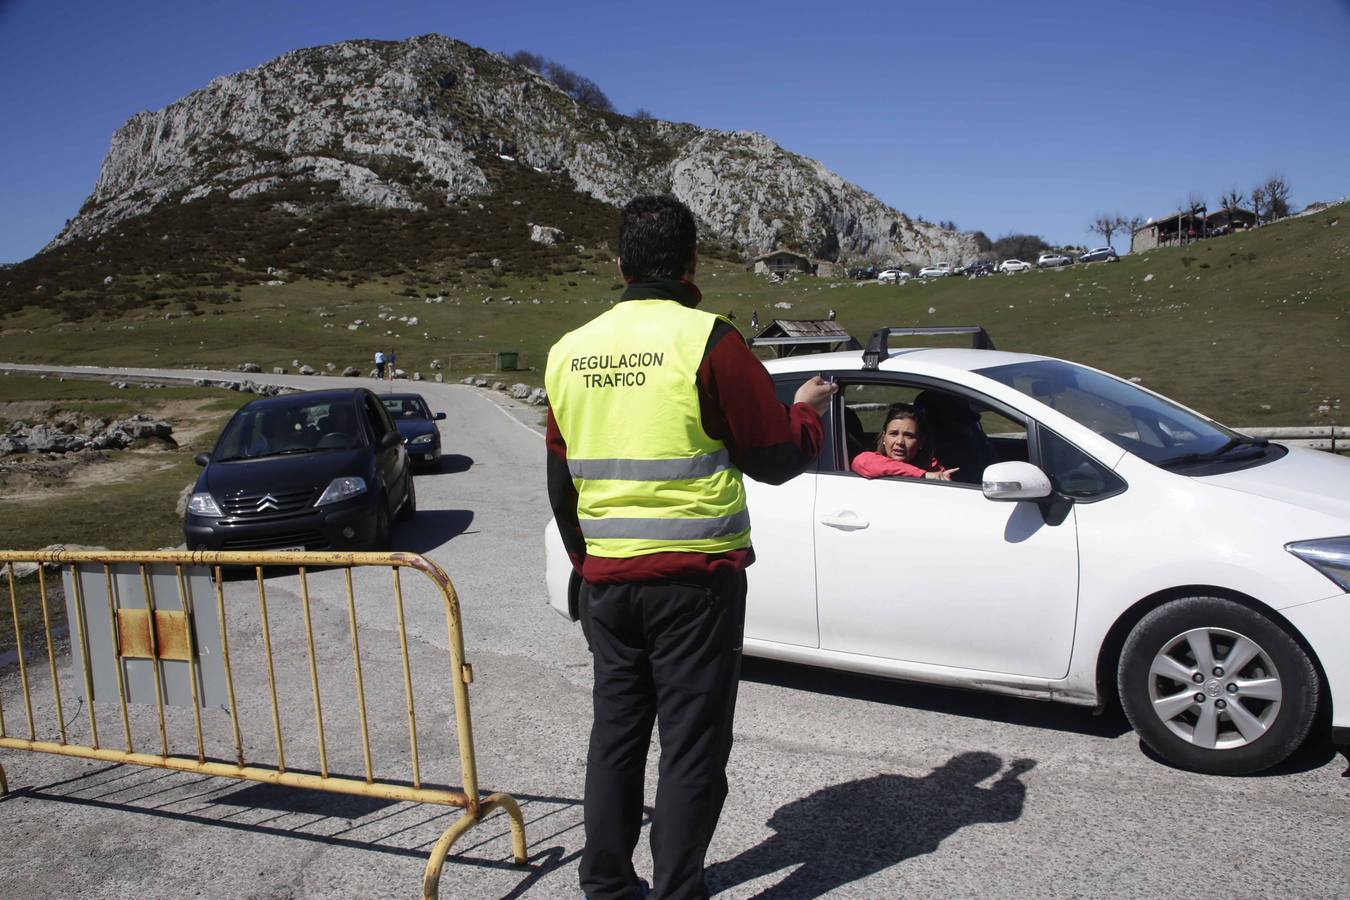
<box><xmin>0</xmin><ymin>548</ymin><xmax>526</xmax><ymax>899</ymax></box>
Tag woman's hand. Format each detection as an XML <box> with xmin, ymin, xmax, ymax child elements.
<box><xmin>924</xmin><ymin>468</ymin><xmax>959</xmax><ymax>482</ymax></box>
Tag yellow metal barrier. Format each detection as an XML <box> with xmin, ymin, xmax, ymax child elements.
<box><xmin>0</xmin><ymin>549</ymin><xmax>527</xmax><ymax>898</ymax></box>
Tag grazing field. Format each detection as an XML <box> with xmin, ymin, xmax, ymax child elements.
<box><xmin>0</xmin><ymin>203</ymin><xmax>1345</xmax><ymax>427</ymax></box>
<box><xmin>0</xmin><ymin>375</ymin><xmax>248</xmax><ymax>550</ymax></box>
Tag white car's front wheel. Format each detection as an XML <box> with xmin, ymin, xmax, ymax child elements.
<box><xmin>1118</xmin><ymin>596</ymin><xmax>1320</xmax><ymax>775</ymax></box>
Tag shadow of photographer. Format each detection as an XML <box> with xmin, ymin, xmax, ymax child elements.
<box><xmin>707</xmin><ymin>752</ymin><xmax>1035</xmax><ymax>897</ymax></box>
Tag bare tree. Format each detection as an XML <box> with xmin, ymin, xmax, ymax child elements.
<box><xmin>1250</xmin><ymin>186</ymin><xmax>1267</xmax><ymax>225</ymax></box>
<box><xmin>1181</xmin><ymin>192</ymin><xmax>1208</xmax><ymax>241</ymax></box>
<box><xmin>509</xmin><ymin>50</ymin><xmax>615</xmax><ymax>111</ymax></box>
<box><xmin>1219</xmin><ymin>188</ymin><xmax>1245</xmax><ymax>213</ymax></box>
<box><xmin>1088</xmin><ymin>212</ymin><xmax>1127</xmax><ymax>249</ymax></box>
<box><xmin>509</xmin><ymin>50</ymin><xmax>546</xmax><ymax>73</ymax></box>
<box><xmin>1260</xmin><ymin>175</ymin><xmax>1291</xmax><ymax>222</ymax></box>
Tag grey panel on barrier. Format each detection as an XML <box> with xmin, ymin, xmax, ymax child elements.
<box><xmin>62</xmin><ymin>563</ymin><xmax>228</xmax><ymax>710</ymax></box>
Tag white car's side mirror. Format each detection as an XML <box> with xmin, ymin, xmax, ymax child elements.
<box><xmin>982</xmin><ymin>461</ymin><xmax>1054</xmax><ymax>501</ymax></box>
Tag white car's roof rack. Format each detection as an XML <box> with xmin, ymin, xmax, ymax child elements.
<box><xmin>862</xmin><ymin>325</ymin><xmax>996</xmax><ymax>369</ymax></box>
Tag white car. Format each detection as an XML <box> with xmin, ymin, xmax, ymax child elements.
<box><xmin>1037</xmin><ymin>252</ymin><xmax>1073</xmax><ymax>268</ymax></box>
<box><xmin>917</xmin><ymin>263</ymin><xmax>953</xmax><ymax>278</ymax></box>
<box><xmin>877</xmin><ymin>269</ymin><xmax>911</xmax><ymax>284</ymax></box>
<box><xmin>997</xmin><ymin>259</ymin><xmax>1033</xmax><ymax>273</ymax></box>
<box><xmin>546</xmin><ymin>325</ymin><xmax>1350</xmax><ymax>775</ymax></box>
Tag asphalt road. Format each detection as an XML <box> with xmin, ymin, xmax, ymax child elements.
<box><xmin>1</xmin><ymin>364</ymin><xmax>1347</xmax><ymax>899</ymax></box>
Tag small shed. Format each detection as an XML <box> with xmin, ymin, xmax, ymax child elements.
<box><xmin>749</xmin><ymin>319</ymin><xmax>860</xmax><ymax>358</ymax></box>
<box><xmin>753</xmin><ymin>249</ymin><xmax>816</xmax><ymax>276</ymax></box>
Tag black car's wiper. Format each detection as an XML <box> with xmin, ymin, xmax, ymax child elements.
<box><xmin>1159</xmin><ymin>436</ymin><xmax>1270</xmax><ymax>468</ymax></box>
<box><xmin>249</xmin><ymin>447</ymin><xmax>313</xmax><ymax>459</ymax></box>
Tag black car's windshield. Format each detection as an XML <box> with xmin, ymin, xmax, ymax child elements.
<box><xmin>214</xmin><ymin>398</ymin><xmax>366</xmax><ymax>461</ymax></box>
<box><xmin>382</xmin><ymin>396</ymin><xmax>430</xmax><ymax>420</ymax></box>
<box><xmin>977</xmin><ymin>360</ymin><xmax>1264</xmax><ymax>468</ymax></box>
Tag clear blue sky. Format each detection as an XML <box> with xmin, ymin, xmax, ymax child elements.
<box><xmin>2</xmin><ymin>0</ymin><xmax>1347</xmax><ymax>264</ymax></box>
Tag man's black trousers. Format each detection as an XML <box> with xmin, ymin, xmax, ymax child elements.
<box><xmin>578</xmin><ymin>569</ymin><xmax>747</xmax><ymax>900</ymax></box>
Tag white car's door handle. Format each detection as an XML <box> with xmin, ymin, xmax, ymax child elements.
<box><xmin>820</xmin><ymin>512</ymin><xmax>869</xmax><ymax>530</ymax></box>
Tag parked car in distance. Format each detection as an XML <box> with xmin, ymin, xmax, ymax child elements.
<box><xmin>381</xmin><ymin>392</ymin><xmax>446</xmax><ymax>469</ymax></box>
<box><xmin>1037</xmin><ymin>252</ymin><xmax>1073</xmax><ymax>268</ymax></box>
<box><xmin>545</xmin><ymin>325</ymin><xmax>1350</xmax><ymax>775</ymax></box>
<box><xmin>917</xmin><ymin>263</ymin><xmax>953</xmax><ymax>278</ymax></box>
<box><xmin>1079</xmin><ymin>247</ymin><xmax>1120</xmax><ymax>264</ymax></box>
<box><xmin>997</xmin><ymin>259</ymin><xmax>1033</xmax><ymax>273</ymax></box>
<box><xmin>964</xmin><ymin>260</ymin><xmax>996</xmax><ymax>278</ymax></box>
<box><xmin>877</xmin><ymin>268</ymin><xmax>911</xmax><ymax>284</ymax></box>
<box><xmin>847</xmin><ymin>265</ymin><xmax>878</xmax><ymax>280</ymax></box>
<box><xmin>184</xmin><ymin>388</ymin><xmax>415</xmax><ymax>551</ymax></box>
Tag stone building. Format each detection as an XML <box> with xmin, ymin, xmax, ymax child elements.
<box><xmin>752</xmin><ymin>249</ymin><xmax>817</xmax><ymax>276</ymax></box>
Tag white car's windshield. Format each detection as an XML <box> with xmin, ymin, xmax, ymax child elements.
<box><xmin>977</xmin><ymin>360</ymin><xmax>1264</xmax><ymax>467</ymax></box>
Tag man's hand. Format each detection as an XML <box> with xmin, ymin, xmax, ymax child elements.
<box><xmin>794</xmin><ymin>376</ymin><xmax>837</xmax><ymax>415</ymax></box>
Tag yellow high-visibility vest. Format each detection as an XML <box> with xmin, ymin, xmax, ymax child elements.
<box><xmin>545</xmin><ymin>299</ymin><xmax>750</xmax><ymax>558</ymax></box>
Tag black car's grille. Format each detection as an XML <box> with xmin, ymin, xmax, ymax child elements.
<box><xmin>220</xmin><ymin>530</ymin><xmax>327</xmax><ymax>551</ymax></box>
<box><xmin>220</xmin><ymin>486</ymin><xmax>316</xmax><ymax>518</ymax></box>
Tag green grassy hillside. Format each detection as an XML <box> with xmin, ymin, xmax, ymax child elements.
<box><xmin>1</xmin><ymin>203</ymin><xmax>1345</xmax><ymax>427</ymax></box>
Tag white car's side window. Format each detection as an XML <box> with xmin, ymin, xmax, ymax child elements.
<box><xmin>837</xmin><ymin>382</ymin><xmax>1027</xmax><ymax>485</ymax></box>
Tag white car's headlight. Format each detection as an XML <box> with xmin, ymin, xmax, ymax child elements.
<box><xmin>409</xmin><ymin>433</ymin><xmax>435</xmax><ymax>445</ymax></box>
<box><xmin>187</xmin><ymin>493</ymin><xmax>222</xmax><ymax>516</ymax></box>
<box><xmin>315</xmin><ymin>476</ymin><xmax>367</xmax><ymax>507</ymax></box>
<box><xmin>1287</xmin><ymin>537</ymin><xmax>1350</xmax><ymax>592</ymax></box>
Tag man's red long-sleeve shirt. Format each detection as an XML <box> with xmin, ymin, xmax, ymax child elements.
<box><xmin>546</xmin><ymin>279</ymin><xmax>824</xmax><ymax>584</ymax></box>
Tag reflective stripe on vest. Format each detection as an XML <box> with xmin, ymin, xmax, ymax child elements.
<box><xmin>580</xmin><ymin>508</ymin><xmax>751</xmax><ymax>540</ymax></box>
<box><xmin>545</xmin><ymin>299</ymin><xmax>750</xmax><ymax>559</ymax></box>
<box><xmin>567</xmin><ymin>448</ymin><xmax>731</xmax><ymax>481</ymax></box>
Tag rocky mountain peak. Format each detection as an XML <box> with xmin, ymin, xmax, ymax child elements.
<box><xmin>55</xmin><ymin>34</ymin><xmax>976</xmax><ymax>267</ymax></box>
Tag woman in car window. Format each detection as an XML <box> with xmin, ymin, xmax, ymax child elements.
<box><xmin>852</xmin><ymin>404</ymin><xmax>958</xmax><ymax>481</ymax></box>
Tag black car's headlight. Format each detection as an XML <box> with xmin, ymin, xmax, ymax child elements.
<box><xmin>409</xmin><ymin>433</ymin><xmax>435</xmax><ymax>445</ymax></box>
<box><xmin>315</xmin><ymin>476</ymin><xmax>367</xmax><ymax>507</ymax></box>
<box><xmin>1287</xmin><ymin>537</ymin><xmax>1350</xmax><ymax>592</ymax></box>
<box><xmin>187</xmin><ymin>493</ymin><xmax>222</xmax><ymax>516</ymax></box>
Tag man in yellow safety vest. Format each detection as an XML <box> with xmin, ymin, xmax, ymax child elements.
<box><xmin>546</xmin><ymin>195</ymin><xmax>835</xmax><ymax>900</ymax></box>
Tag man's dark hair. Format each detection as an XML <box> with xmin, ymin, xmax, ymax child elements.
<box><xmin>618</xmin><ymin>195</ymin><xmax>697</xmax><ymax>282</ymax></box>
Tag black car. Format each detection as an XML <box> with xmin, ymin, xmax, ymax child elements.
<box><xmin>964</xmin><ymin>260</ymin><xmax>996</xmax><ymax>277</ymax></box>
<box><xmin>380</xmin><ymin>392</ymin><xmax>446</xmax><ymax>470</ymax></box>
<box><xmin>1079</xmin><ymin>247</ymin><xmax>1120</xmax><ymax>264</ymax></box>
<box><xmin>847</xmin><ymin>265</ymin><xmax>878</xmax><ymax>280</ymax></box>
<box><xmin>184</xmin><ymin>388</ymin><xmax>415</xmax><ymax>551</ymax></box>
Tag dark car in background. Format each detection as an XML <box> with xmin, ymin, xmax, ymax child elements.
<box><xmin>964</xmin><ymin>260</ymin><xmax>996</xmax><ymax>277</ymax></box>
<box><xmin>183</xmin><ymin>388</ymin><xmax>414</xmax><ymax>551</ymax></box>
<box><xmin>381</xmin><ymin>392</ymin><xmax>446</xmax><ymax>469</ymax></box>
<box><xmin>847</xmin><ymin>265</ymin><xmax>878</xmax><ymax>280</ymax></box>
<box><xmin>1079</xmin><ymin>246</ymin><xmax>1120</xmax><ymax>263</ymax></box>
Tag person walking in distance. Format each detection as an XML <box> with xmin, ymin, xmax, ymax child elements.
<box><xmin>387</xmin><ymin>348</ymin><xmax>397</xmax><ymax>380</ymax></box>
<box><xmin>374</xmin><ymin>349</ymin><xmax>385</xmax><ymax>380</ymax></box>
<box><xmin>545</xmin><ymin>195</ymin><xmax>835</xmax><ymax>900</ymax></box>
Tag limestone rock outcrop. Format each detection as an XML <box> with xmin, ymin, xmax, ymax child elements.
<box><xmin>52</xmin><ymin>34</ymin><xmax>978</xmax><ymax>266</ymax></box>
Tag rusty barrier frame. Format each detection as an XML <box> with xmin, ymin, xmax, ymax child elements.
<box><xmin>0</xmin><ymin>548</ymin><xmax>526</xmax><ymax>898</ymax></box>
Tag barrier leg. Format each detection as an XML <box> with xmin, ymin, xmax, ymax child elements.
<box><xmin>483</xmin><ymin>793</ymin><xmax>529</xmax><ymax>865</ymax></box>
<box><xmin>0</xmin><ymin>760</ymin><xmax>8</xmax><ymax>796</ymax></box>
<box><xmin>421</xmin><ymin>793</ymin><xmax>528</xmax><ymax>899</ymax></box>
<box><xmin>422</xmin><ymin>811</ymin><xmax>479</xmax><ymax>900</ymax></box>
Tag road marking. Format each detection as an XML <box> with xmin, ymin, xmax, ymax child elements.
<box><xmin>451</xmin><ymin>385</ymin><xmax>544</xmax><ymax>440</ymax></box>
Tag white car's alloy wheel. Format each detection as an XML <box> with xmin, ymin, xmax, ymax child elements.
<box><xmin>1147</xmin><ymin>626</ymin><xmax>1282</xmax><ymax>750</ymax></box>
<box><xmin>1119</xmin><ymin>596</ymin><xmax>1319</xmax><ymax>775</ymax></box>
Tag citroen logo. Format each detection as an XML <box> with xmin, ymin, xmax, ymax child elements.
<box><xmin>257</xmin><ymin>494</ymin><xmax>280</xmax><ymax>512</ymax></box>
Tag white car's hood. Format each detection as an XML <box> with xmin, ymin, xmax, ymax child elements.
<box><xmin>1199</xmin><ymin>446</ymin><xmax>1350</xmax><ymax>524</ymax></box>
